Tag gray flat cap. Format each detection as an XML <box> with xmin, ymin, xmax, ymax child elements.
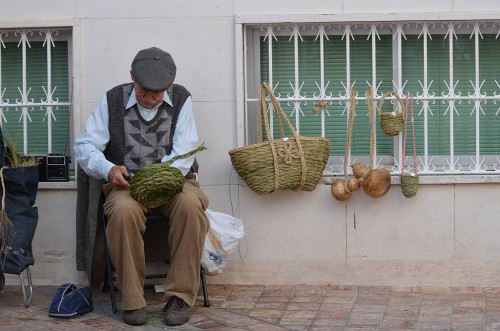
<box><xmin>131</xmin><ymin>47</ymin><xmax>176</xmax><ymax>92</ymax></box>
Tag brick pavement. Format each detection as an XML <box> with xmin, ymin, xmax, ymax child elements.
<box><xmin>1</xmin><ymin>284</ymin><xmax>500</xmax><ymax>330</ymax></box>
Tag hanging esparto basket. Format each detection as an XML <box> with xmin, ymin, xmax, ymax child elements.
<box><xmin>228</xmin><ymin>82</ymin><xmax>330</xmax><ymax>195</ymax></box>
<box><xmin>400</xmin><ymin>92</ymin><xmax>419</xmax><ymax>198</ymax></box>
<box><xmin>130</xmin><ymin>145</ymin><xmax>206</xmax><ymax>208</ymax></box>
<box><xmin>401</xmin><ymin>174</ymin><xmax>419</xmax><ymax>198</ymax></box>
<box><xmin>378</xmin><ymin>91</ymin><xmax>405</xmax><ymax>136</ymax></box>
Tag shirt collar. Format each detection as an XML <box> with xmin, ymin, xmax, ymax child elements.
<box><xmin>125</xmin><ymin>86</ymin><xmax>173</xmax><ymax>110</ymax></box>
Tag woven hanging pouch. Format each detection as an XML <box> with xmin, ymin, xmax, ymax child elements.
<box><xmin>130</xmin><ymin>145</ymin><xmax>206</xmax><ymax>208</ymax></box>
<box><xmin>378</xmin><ymin>91</ymin><xmax>405</xmax><ymax>136</ymax></box>
<box><xmin>401</xmin><ymin>174</ymin><xmax>419</xmax><ymax>198</ymax></box>
<box><xmin>229</xmin><ymin>83</ymin><xmax>330</xmax><ymax>195</ymax></box>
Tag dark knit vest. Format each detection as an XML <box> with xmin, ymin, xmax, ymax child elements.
<box><xmin>104</xmin><ymin>82</ymin><xmax>191</xmax><ymax>174</ymax></box>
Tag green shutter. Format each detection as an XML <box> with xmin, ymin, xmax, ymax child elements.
<box><xmin>260</xmin><ymin>34</ymin><xmax>394</xmax><ymax>157</ymax></box>
<box><xmin>479</xmin><ymin>35</ymin><xmax>500</xmax><ymax>155</ymax></box>
<box><xmin>1</xmin><ymin>40</ymin><xmax>69</xmax><ymax>155</ymax></box>
<box><xmin>402</xmin><ymin>33</ymin><xmax>500</xmax><ymax>157</ymax></box>
<box><xmin>49</xmin><ymin>41</ymin><xmax>70</xmax><ymax>154</ymax></box>
<box><xmin>402</xmin><ymin>34</ymin><xmax>450</xmax><ymax>156</ymax></box>
<box><xmin>256</xmin><ymin>25</ymin><xmax>500</xmax><ymax>171</ymax></box>
<box><xmin>349</xmin><ymin>35</ymin><xmax>393</xmax><ymax>158</ymax></box>
<box><xmin>1</xmin><ymin>42</ymin><xmax>23</xmax><ymax>148</ymax></box>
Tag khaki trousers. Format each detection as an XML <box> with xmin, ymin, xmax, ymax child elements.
<box><xmin>103</xmin><ymin>179</ymin><xmax>209</xmax><ymax>310</ymax></box>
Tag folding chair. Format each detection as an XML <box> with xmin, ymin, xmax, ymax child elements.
<box><xmin>0</xmin><ymin>268</ymin><xmax>33</xmax><ymax>308</ymax></box>
<box><xmin>101</xmin><ymin>164</ymin><xmax>210</xmax><ymax>313</ymax></box>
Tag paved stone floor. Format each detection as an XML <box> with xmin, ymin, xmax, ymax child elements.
<box><xmin>1</xmin><ymin>284</ymin><xmax>500</xmax><ymax>330</ymax></box>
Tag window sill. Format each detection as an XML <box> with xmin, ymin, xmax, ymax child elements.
<box><xmin>38</xmin><ymin>181</ymin><xmax>77</xmax><ymax>190</ymax></box>
<box><xmin>323</xmin><ymin>174</ymin><xmax>500</xmax><ymax>185</ymax></box>
<box><xmin>37</xmin><ymin>174</ymin><xmax>500</xmax><ymax>190</ymax></box>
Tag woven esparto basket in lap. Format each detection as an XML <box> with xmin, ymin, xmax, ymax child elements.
<box><xmin>378</xmin><ymin>91</ymin><xmax>405</xmax><ymax>136</ymax></box>
<box><xmin>228</xmin><ymin>83</ymin><xmax>329</xmax><ymax>195</ymax></box>
<box><xmin>130</xmin><ymin>145</ymin><xmax>206</xmax><ymax>208</ymax></box>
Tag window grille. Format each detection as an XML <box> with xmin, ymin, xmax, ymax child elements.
<box><xmin>0</xmin><ymin>28</ymin><xmax>71</xmax><ymax>156</ymax></box>
<box><xmin>243</xmin><ymin>21</ymin><xmax>500</xmax><ymax>176</ymax></box>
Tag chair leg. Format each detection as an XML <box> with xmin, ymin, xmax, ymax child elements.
<box><xmin>19</xmin><ymin>267</ymin><xmax>33</xmax><ymax>308</ymax></box>
<box><xmin>200</xmin><ymin>267</ymin><xmax>210</xmax><ymax>307</ymax></box>
<box><xmin>102</xmin><ymin>207</ymin><xmax>117</xmax><ymax>313</ymax></box>
<box><xmin>102</xmin><ymin>266</ymin><xmax>110</xmax><ymax>293</ymax></box>
<box><xmin>0</xmin><ymin>270</ymin><xmax>4</xmax><ymax>291</ymax></box>
<box><xmin>104</xmin><ymin>234</ymin><xmax>117</xmax><ymax>313</ymax></box>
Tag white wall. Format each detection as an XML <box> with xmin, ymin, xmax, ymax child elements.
<box><xmin>2</xmin><ymin>0</ymin><xmax>500</xmax><ymax>287</ymax></box>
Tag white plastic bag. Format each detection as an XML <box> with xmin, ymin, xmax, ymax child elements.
<box><xmin>201</xmin><ymin>209</ymin><xmax>244</xmax><ymax>275</ymax></box>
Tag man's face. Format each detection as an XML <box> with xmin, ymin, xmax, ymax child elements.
<box><xmin>132</xmin><ymin>81</ymin><xmax>165</xmax><ymax>109</ymax></box>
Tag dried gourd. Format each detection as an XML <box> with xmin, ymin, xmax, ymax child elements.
<box><xmin>362</xmin><ymin>168</ymin><xmax>391</xmax><ymax>198</ymax></box>
<box><xmin>346</xmin><ymin>177</ymin><xmax>361</xmax><ymax>192</ymax></box>
<box><xmin>331</xmin><ymin>179</ymin><xmax>351</xmax><ymax>201</ymax></box>
<box><xmin>351</xmin><ymin>163</ymin><xmax>370</xmax><ymax>180</ymax></box>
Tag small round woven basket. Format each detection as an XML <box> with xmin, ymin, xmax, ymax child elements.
<box><xmin>378</xmin><ymin>91</ymin><xmax>405</xmax><ymax>136</ymax></box>
<box><xmin>400</xmin><ymin>174</ymin><xmax>419</xmax><ymax>198</ymax></box>
<box><xmin>380</xmin><ymin>112</ymin><xmax>404</xmax><ymax>136</ymax></box>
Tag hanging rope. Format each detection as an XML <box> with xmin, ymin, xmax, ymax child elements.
<box><xmin>344</xmin><ymin>85</ymin><xmax>356</xmax><ymax>183</ymax></box>
<box><xmin>331</xmin><ymin>84</ymin><xmax>357</xmax><ymax>201</ymax></box>
<box><xmin>358</xmin><ymin>85</ymin><xmax>392</xmax><ymax>199</ymax></box>
<box><xmin>368</xmin><ymin>85</ymin><xmax>376</xmax><ymax>169</ymax></box>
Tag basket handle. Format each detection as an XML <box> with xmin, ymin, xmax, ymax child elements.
<box><xmin>377</xmin><ymin>91</ymin><xmax>405</xmax><ymax>118</ymax></box>
<box><xmin>259</xmin><ymin>82</ymin><xmax>299</xmax><ymax>143</ymax></box>
<box><xmin>258</xmin><ymin>82</ymin><xmax>307</xmax><ymax>191</ymax></box>
<box><xmin>258</xmin><ymin>84</ymin><xmax>276</xmax><ymax>143</ymax></box>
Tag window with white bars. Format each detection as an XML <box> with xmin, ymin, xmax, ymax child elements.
<box><xmin>243</xmin><ymin>21</ymin><xmax>500</xmax><ymax>177</ymax></box>
<box><xmin>0</xmin><ymin>28</ymin><xmax>71</xmax><ymax>156</ymax></box>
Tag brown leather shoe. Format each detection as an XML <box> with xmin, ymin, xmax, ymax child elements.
<box><xmin>123</xmin><ymin>307</ymin><xmax>147</xmax><ymax>326</ymax></box>
<box><xmin>164</xmin><ymin>297</ymin><xmax>190</xmax><ymax>326</ymax></box>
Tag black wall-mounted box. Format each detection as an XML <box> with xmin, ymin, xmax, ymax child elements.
<box><xmin>38</xmin><ymin>154</ymin><xmax>70</xmax><ymax>182</ymax></box>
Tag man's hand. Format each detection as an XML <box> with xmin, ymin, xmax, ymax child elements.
<box><xmin>108</xmin><ymin>165</ymin><xmax>131</xmax><ymax>189</ymax></box>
